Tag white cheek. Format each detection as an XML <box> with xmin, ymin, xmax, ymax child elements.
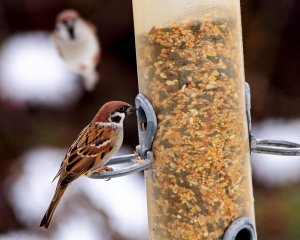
<box><xmin>120</xmin><ymin>113</ymin><xmax>125</xmax><ymax>121</ymax></box>
<box><xmin>75</xmin><ymin>20</ymin><xmax>90</xmax><ymax>37</ymax></box>
<box><xmin>56</xmin><ymin>24</ymin><xmax>69</xmax><ymax>40</ymax></box>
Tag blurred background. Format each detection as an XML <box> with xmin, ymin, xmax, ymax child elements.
<box><xmin>0</xmin><ymin>0</ymin><xmax>299</xmax><ymax>239</ymax></box>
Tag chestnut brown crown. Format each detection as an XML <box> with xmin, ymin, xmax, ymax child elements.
<box><xmin>57</xmin><ymin>9</ymin><xmax>79</xmax><ymax>22</ymax></box>
<box><xmin>93</xmin><ymin>101</ymin><xmax>134</xmax><ymax>122</ymax></box>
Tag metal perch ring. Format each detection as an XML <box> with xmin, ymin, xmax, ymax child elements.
<box><xmin>89</xmin><ymin>94</ymin><xmax>157</xmax><ymax>179</ymax></box>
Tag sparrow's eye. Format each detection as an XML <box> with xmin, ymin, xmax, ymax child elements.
<box><xmin>118</xmin><ymin>106</ymin><xmax>127</xmax><ymax>112</ymax></box>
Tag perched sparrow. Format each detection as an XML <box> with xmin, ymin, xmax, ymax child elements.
<box><xmin>52</xmin><ymin>9</ymin><xmax>101</xmax><ymax>91</ymax></box>
<box><xmin>40</xmin><ymin>101</ymin><xmax>136</xmax><ymax>229</ymax></box>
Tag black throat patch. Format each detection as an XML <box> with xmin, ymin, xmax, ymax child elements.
<box><xmin>68</xmin><ymin>27</ymin><xmax>75</xmax><ymax>40</ymax></box>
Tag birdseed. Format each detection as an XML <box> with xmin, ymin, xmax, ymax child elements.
<box><xmin>135</xmin><ymin>17</ymin><xmax>254</xmax><ymax>240</ymax></box>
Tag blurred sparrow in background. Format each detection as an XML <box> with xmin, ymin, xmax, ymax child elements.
<box><xmin>52</xmin><ymin>9</ymin><xmax>101</xmax><ymax>91</ymax></box>
<box><xmin>40</xmin><ymin>101</ymin><xmax>136</xmax><ymax>229</ymax></box>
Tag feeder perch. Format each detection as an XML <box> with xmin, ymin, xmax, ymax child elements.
<box><xmin>89</xmin><ymin>94</ymin><xmax>157</xmax><ymax>179</ymax></box>
<box><xmin>245</xmin><ymin>82</ymin><xmax>300</xmax><ymax>156</ymax></box>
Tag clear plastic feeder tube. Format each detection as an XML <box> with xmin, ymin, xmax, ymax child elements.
<box><xmin>132</xmin><ymin>1</ymin><xmax>255</xmax><ymax>239</ymax></box>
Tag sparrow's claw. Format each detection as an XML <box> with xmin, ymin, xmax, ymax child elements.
<box><xmin>98</xmin><ymin>166</ymin><xmax>114</xmax><ymax>174</ymax></box>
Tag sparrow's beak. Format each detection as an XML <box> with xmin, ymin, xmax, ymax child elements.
<box><xmin>126</xmin><ymin>106</ymin><xmax>137</xmax><ymax>115</ymax></box>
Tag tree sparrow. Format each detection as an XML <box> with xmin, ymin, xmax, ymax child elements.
<box><xmin>40</xmin><ymin>101</ymin><xmax>136</xmax><ymax>229</ymax></box>
<box><xmin>52</xmin><ymin>9</ymin><xmax>101</xmax><ymax>91</ymax></box>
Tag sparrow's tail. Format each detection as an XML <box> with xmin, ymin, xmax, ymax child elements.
<box><xmin>40</xmin><ymin>186</ymin><xmax>67</xmax><ymax>229</ymax></box>
<box><xmin>82</xmin><ymin>70</ymin><xmax>99</xmax><ymax>91</ymax></box>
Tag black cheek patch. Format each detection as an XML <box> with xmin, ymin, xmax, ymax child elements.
<box><xmin>111</xmin><ymin>115</ymin><xmax>121</xmax><ymax>123</ymax></box>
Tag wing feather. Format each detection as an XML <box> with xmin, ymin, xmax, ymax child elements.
<box><xmin>54</xmin><ymin>122</ymin><xmax>116</xmax><ymax>185</ymax></box>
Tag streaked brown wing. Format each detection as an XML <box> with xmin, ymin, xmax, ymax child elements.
<box><xmin>57</xmin><ymin>123</ymin><xmax>115</xmax><ymax>186</ymax></box>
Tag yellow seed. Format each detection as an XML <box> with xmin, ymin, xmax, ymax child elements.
<box><xmin>166</xmin><ymin>80</ymin><xmax>175</xmax><ymax>85</ymax></box>
<box><xmin>160</xmin><ymin>72</ymin><xmax>167</xmax><ymax>78</ymax></box>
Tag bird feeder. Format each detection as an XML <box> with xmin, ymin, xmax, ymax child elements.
<box><xmin>132</xmin><ymin>0</ymin><xmax>255</xmax><ymax>239</ymax></box>
<box><xmin>90</xmin><ymin>1</ymin><xmax>300</xmax><ymax>239</ymax></box>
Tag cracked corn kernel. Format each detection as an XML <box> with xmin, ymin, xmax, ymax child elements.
<box><xmin>136</xmin><ymin>18</ymin><xmax>254</xmax><ymax>240</ymax></box>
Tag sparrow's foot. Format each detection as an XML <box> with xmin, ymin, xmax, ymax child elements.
<box><xmin>98</xmin><ymin>166</ymin><xmax>114</xmax><ymax>174</ymax></box>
